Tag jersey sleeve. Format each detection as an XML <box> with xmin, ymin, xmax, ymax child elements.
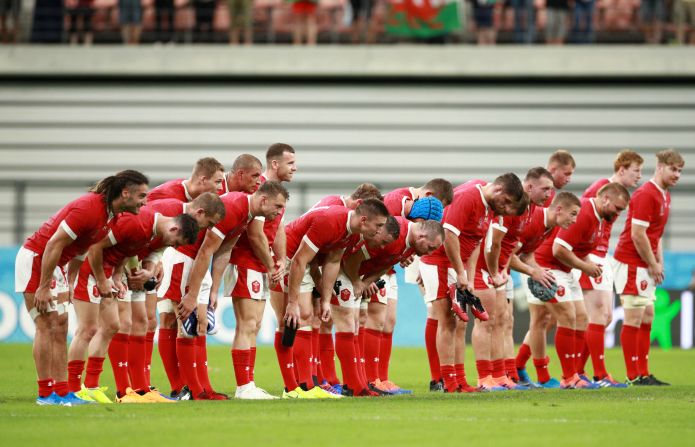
<box><xmin>630</xmin><ymin>190</ymin><xmax>657</xmax><ymax>228</ymax></box>
<box><xmin>110</xmin><ymin>214</ymin><xmax>145</xmax><ymax>246</ymax></box>
<box><xmin>60</xmin><ymin>200</ymin><xmax>99</xmax><ymax>241</ymax></box>
<box><xmin>554</xmin><ymin>212</ymin><xmax>588</xmax><ymax>252</ymax></box>
<box><xmin>442</xmin><ymin>195</ymin><xmax>471</xmax><ymax>237</ymax></box>
<box><xmin>303</xmin><ymin>218</ymin><xmax>340</xmax><ymax>252</ymax></box>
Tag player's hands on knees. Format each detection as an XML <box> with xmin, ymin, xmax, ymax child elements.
<box><xmin>366</xmin><ymin>282</ymin><xmax>379</xmax><ymax>298</ymax></box>
<box><xmin>491</xmin><ymin>272</ymin><xmax>508</xmax><ymax>288</ymax></box>
<box><xmin>648</xmin><ymin>262</ymin><xmax>664</xmax><ymax>285</ymax></box>
<box><xmin>209</xmin><ymin>290</ymin><xmax>218</xmax><ymax>311</ymax></box>
<box><xmin>532</xmin><ymin>267</ymin><xmax>556</xmax><ymax>289</ymax></box>
<box><xmin>272</xmin><ymin>261</ymin><xmax>285</xmax><ymax>285</ymax></box>
<box><xmin>178</xmin><ymin>295</ymin><xmax>196</xmax><ymax>320</ymax></box>
<box><xmin>97</xmin><ymin>278</ymin><xmax>115</xmax><ymax>298</ymax></box>
<box><xmin>284</xmin><ymin>301</ymin><xmax>300</xmax><ymax>329</ymax></box>
<box><xmin>127</xmin><ymin>268</ymin><xmax>151</xmax><ymax>290</ymax></box>
<box><xmin>583</xmin><ymin>262</ymin><xmax>603</xmax><ymax>278</ymax></box>
<box><xmin>320</xmin><ymin>301</ymin><xmax>331</xmax><ymax>323</ymax></box>
<box><xmin>34</xmin><ymin>286</ymin><xmax>53</xmax><ymax>314</ymax></box>
<box><xmin>197</xmin><ymin>314</ymin><xmax>207</xmax><ymax>335</ymax></box>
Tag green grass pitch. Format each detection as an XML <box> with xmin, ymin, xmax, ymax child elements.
<box><xmin>1</xmin><ymin>344</ymin><xmax>694</xmax><ymax>446</ymax></box>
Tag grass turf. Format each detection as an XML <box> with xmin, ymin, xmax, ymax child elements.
<box><xmin>0</xmin><ymin>344</ymin><xmax>694</xmax><ymax>446</ymax></box>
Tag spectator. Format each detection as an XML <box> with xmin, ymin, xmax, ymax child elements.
<box><xmin>640</xmin><ymin>0</ymin><xmax>663</xmax><ymax>43</ymax></box>
<box><xmin>154</xmin><ymin>0</ymin><xmax>175</xmax><ymax>43</ymax></box>
<box><xmin>472</xmin><ymin>0</ymin><xmax>497</xmax><ymax>44</ymax></box>
<box><xmin>290</xmin><ymin>0</ymin><xmax>318</xmax><ymax>45</ymax></box>
<box><xmin>350</xmin><ymin>0</ymin><xmax>377</xmax><ymax>43</ymax></box>
<box><xmin>228</xmin><ymin>0</ymin><xmax>252</xmax><ymax>44</ymax></box>
<box><xmin>66</xmin><ymin>0</ymin><xmax>95</xmax><ymax>45</ymax></box>
<box><xmin>31</xmin><ymin>0</ymin><xmax>63</xmax><ymax>42</ymax></box>
<box><xmin>510</xmin><ymin>0</ymin><xmax>535</xmax><ymax>43</ymax></box>
<box><xmin>0</xmin><ymin>0</ymin><xmax>20</xmax><ymax>43</ymax></box>
<box><xmin>119</xmin><ymin>0</ymin><xmax>142</xmax><ymax>44</ymax></box>
<box><xmin>674</xmin><ymin>0</ymin><xmax>695</xmax><ymax>44</ymax></box>
<box><xmin>193</xmin><ymin>0</ymin><xmax>216</xmax><ymax>42</ymax></box>
<box><xmin>545</xmin><ymin>0</ymin><xmax>568</xmax><ymax>44</ymax></box>
<box><xmin>571</xmin><ymin>0</ymin><xmax>595</xmax><ymax>43</ymax></box>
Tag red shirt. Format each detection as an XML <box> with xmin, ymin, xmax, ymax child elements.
<box><xmin>229</xmin><ymin>175</ymin><xmax>286</xmax><ymax>272</ymax></box>
<box><xmin>614</xmin><ymin>180</ymin><xmax>670</xmax><ymax>267</ymax></box>
<box><xmin>147</xmin><ymin>179</ymin><xmax>192</xmax><ymax>203</ymax></box>
<box><xmin>311</xmin><ymin>195</ymin><xmax>346</xmax><ymax>209</ymax></box>
<box><xmin>285</xmin><ymin>206</ymin><xmax>360</xmax><ymax>259</ymax></box>
<box><xmin>384</xmin><ymin>187</ymin><xmax>414</xmax><ymax>217</ymax></box>
<box><xmin>177</xmin><ymin>192</ymin><xmax>252</xmax><ymax>258</ymax></box>
<box><xmin>582</xmin><ymin>178</ymin><xmax>612</xmax><ymax>256</ymax></box>
<box><xmin>24</xmin><ymin>192</ymin><xmax>113</xmax><ymax>266</ymax></box>
<box><xmin>536</xmin><ymin>198</ymin><xmax>604</xmax><ymax>273</ymax></box>
<box><xmin>421</xmin><ymin>181</ymin><xmax>492</xmax><ymax>266</ymax></box>
<box><xmin>477</xmin><ymin>206</ymin><xmax>533</xmax><ymax>273</ymax></box>
<box><xmin>358</xmin><ymin>217</ymin><xmax>414</xmax><ymax>276</ymax></box>
<box><xmin>518</xmin><ymin>206</ymin><xmax>552</xmax><ymax>255</ymax></box>
<box><xmin>542</xmin><ymin>189</ymin><xmax>556</xmax><ymax>208</ymax></box>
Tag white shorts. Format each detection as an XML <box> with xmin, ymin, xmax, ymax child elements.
<box><xmin>157</xmin><ymin>247</ymin><xmax>211</xmax><ymax>305</ymax></box>
<box><xmin>14</xmin><ymin>246</ymin><xmax>69</xmax><ymax>295</ymax></box>
<box><xmin>284</xmin><ymin>257</ymin><xmax>315</xmax><ymax>294</ymax></box>
<box><xmin>520</xmin><ymin>273</ymin><xmax>543</xmax><ymax>305</ymax></box>
<box><xmin>157</xmin><ymin>298</ymin><xmax>175</xmax><ymax>313</ymax></box>
<box><xmin>505</xmin><ymin>274</ymin><xmax>514</xmax><ymax>300</ymax></box>
<box><xmin>123</xmin><ymin>289</ymin><xmax>146</xmax><ymax>303</ymax></box>
<box><xmin>367</xmin><ymin>273</ymin><xmax>398</xmax><ymax>305</ymax></box>
<box><xmin>575</xmin><ymin>253</ymin><xmax>615</xmax><ymax>292</ymax></box>
<box><xmin>332</xmin><ymin>271</ymin><xmax>360</xmax><ymax>309</ymax></box>
<box><xmin>612</xmin><ymin>259</ymin><xmax>656</xmax><ymax>303</ymax></box>
<box><xmin>224</xmin><ymin>264</ymin><xmax>269</xmax><ymax>301</ymax></box>
<box><xmin>548</xmin><ymin>269</ymin><xmax>583</xmax><ymax>303</ymax></box>
<box><xmin>404</xmin><ymin>256</ymin><xmax>420</xmax><ymax>284</ymax></box>
<box><xmin>419</xmin><ymin>261</ymin><xmax>456</xmax><ymax>304</ymax></box>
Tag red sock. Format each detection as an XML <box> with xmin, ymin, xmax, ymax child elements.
<box><xmin>441</xmin><ymin>364</ymin><xmax>457</xmax><ymax>392</ymax></box>
<box><xmin>378</xmin><ymin>331</ymin><xmax>393</xmax><ymax>381</ymax></box>
<box><xmin>505</xmin><ymin>358</ymin><xmax>519</xmax><ymax>381</ymax></box>
<box><xmin>515</xmin><ymin>343</ymin><xmax>531</xmax><ymax>370</ymax></box>
<box><xmin>335</xmin><ymin>332</ymin><xmax>362</xmax><ymax>392</ymax></box>
<box><xmin>127</xmin><ymin>335</ymin><xmax>148</xmax><ymax>392</ymax></box>
<box><xmin>574</xmin><ymin>329</ymin><xmax>589</xmax><ymax>375</ymax></box>
<box><xmin>144</xmin><ymin>331</ymin><xmax>155</xmax><ymax>386</ymax></box>
<box><xmin>231</xmin><ymin>349</ymin><xmax>251</xmax><ymax>387</ymax></box>
<box><xmin>67</xmin><ymin>360</ymin><xmax>85</xmax><ymax>393</ymax></box>
<box><xmin>293</xmin><ymin>330</ymin><xmax>314</xmax><ymax>388</ymax></box>
<box><xmin>586</xmin><ymin>323</ymin><xmax>608</xmax><ymax>379</ymax></box>
<box><xmin>274</xmin><ymin>331</ymin><xmax>298</xmax><ymax>391</ymax></box>
<box><xmin>249</xmin><ymin>347</ymin><xmax>257</xmax><ymax>382</ymax></box>
<box><xmin>311</xmin><ymin>328</ymin><xmax>319</xmax><ymax>380</ymax></box>
<box><xmin>37</xmin><ymin>378</ymin><xmax>53</xmax><ymax>398</ymax></box>
<box><xmin>176</xmin><ymin>337</ymin><xmax>204</xmax><ymax>396</ymax></box>
<box><xmin>84</xmin><ymin>357</ymin><xmax>105</xmax><ymax>389</ymax></box>
<box><xmin>455</xmin><ymin>363</ymin><xmax>468</xmax><ymax>387</ymax></box>
<box><xmin>425</xmin><ymin>318</ymin><xmax>441</xmax><ymax>381</ymax></box>
<box><xmin>319</xmin><ymin>333</ymin><xmax>340</xmax><ymax>385</ymax></box>
<box><xmin>54</xmin><ymin>381</ymin><xmax>69</xmax><ymax>397</ymax></box>
<box><xmin>555</xmin><ymin>326</ymin><xmax>576</xmax><ymax>379</ymax></box>
<box><xmin>533</xmin><ymin>357</ymin><xmax>551</xmax><ymax>383</ymax></box>
<box><xmin>358</xmin><ymin>327</ymin><xmax>367</xmax><ymax>381</ymax></box>
<box><xmin>476</xmin><ymin>359</ymin><xmax>492</xmax><ymax>381</ymax></box>
<box><xmin>364</xmin><ymin>328</ymin><xmax>381</xmax><ymax>383</ymax></box>
<box><xmin>195</xmin><ymin>336</ymin><xmax>214</xmax><ymax>392</ymax></box>
<box><xmin>491</xmin><ymin>359</ymin><xmax>506</xmax><ymax>379</ymax></box>
<box><xmin>157</xmin><ymin>328</ymin><xmax>184</xmax><ymax>393</ymax></box>
<box><xmin>621</xmin><ymin>325</ymin><xmax>640</xmax><ymax>380</ymax></box>
<box><xmin>108</xmin><ymin>332</ymin><xmax>131</xmax><ymax>396</ymax></box>
<box><xmin>353</xmin><ymin>335</ymin><xmax>367</xmax><ymax>389</ymax></box>
<box><xmin>637</xmin><ymin>323</ymin><xmax>652</xmax><ymax>377</ymax></box>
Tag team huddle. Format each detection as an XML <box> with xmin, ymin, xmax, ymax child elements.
<box><xmin>14</xmin><ymin>144</ymin><xmax>684</xmax><ymax>404</ymax></box>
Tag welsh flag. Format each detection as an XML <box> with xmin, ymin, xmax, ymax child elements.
<box><xmin>385</xmin><ymin>0</ymin><xmax>461</xmax><ymax>38</ymax></box>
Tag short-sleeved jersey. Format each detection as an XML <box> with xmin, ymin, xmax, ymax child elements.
<box><xmin>176</xmin><ymin>192</ymin><xmax>252</xmax><ymax>259</ymax></box>
<box><xmin>229</xmin><ymin>174</ymin><xmax>286</xmax><ymax>271</ymax></box>
<box><xmin>518</xmin><ymin>206</ymin><xmax>552</xmax><ymax>255</ymax></box>
<box><xmin>311</xmin><ymin>195</ymin><xmax>346</xmax><ymax>209</ymax></box>
<box><xmin>102</xmin><ymin>208</ymin><xmax>160</xmax><ymax>274</ymax></box>
<box><xmin>285</xmin><ymin>206</ymin><xmax>359</xmax><ymax>258</ymax></box>
<box><xmin>542</xmin><ymin>189</ymin><xmax>557</xmax><ymax>208</ymax></box>
<box><xmin>421</xmin><ymin>181</ymin><xmax>492</xmax><ymax>266</ymax></box>
<box><xmin>24</xmin><ymin>192</ymin><xmax>113</xmax><ymax>266</ymax></box>
<box><xmin>582</xmin><ymin>178</ymin><xmax>612</xmax><ymax>256</ymax></box>
<box><xmin>383</xmin><ymin>187</ymin><xmax>414</xmax><ymax>217</ymax></box>
<box><xmin>358</xmin><ymin>217</ymin><xmax>414</xmax><ymax>276</ymax></box>
<box><xmin>536</xmin><ymin>198</ymin><xmax>603</xmax><ymax>273</ymax></box>
<box><xmin>147</xmin><ymin>179</ymin><xmax>192</xmax><ymax>203</ymax></box>
<box><xmin>614</xmin><ymin>180</ymin><xmax>671</xmax><ymax>267</ymax></box>
<box><xmin>477</xmin><ymin>206</ymin><xmax>533</xmax><ymax>273</ymax></box>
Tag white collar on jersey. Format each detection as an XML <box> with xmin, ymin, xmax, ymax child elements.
<box><xmin>543</xmin><ymin>207</ymin><xmax>549</xmax><ymax>229</ymax></box>
<box><xmin>649</xmin><ymin>179</ymin><xmax>667</xmax><ymax>197</ymax></box>
<box><xmin>589</xmin><ymin>198</ymin><xmax>601</xmax><ymax>222</ymax></box>
<box><xmin>152</xmin><ymin>213</ymin><xmax>160</xmax><ymax>237</ymax></box>
<box><xmin>247</xmin><ymin>195</ymin><xmax>253</xmax><ymax>222</ymax></box>
<box><xmin>476</xmin><ymin>184</ymin><xmax>490</xmax><ymax>211</ymax></box>
<box><xmin>340</xmin><ymin>196</ymin><xmax>348</xmax><ymax>207</ymax></box>
<box><xmin>181</xmin><ymin>180</ymin><xmax>194</xmax><ymax>201</ymax></box>
<box><xmin>405</xmin><ymin>222</ymin><xmax>413</xmax><ymax>249</ymax></box>
<box><xmin>346</xmin><ymin>210</ymin><xmax>354</xmax><ymax>235</ymax></box>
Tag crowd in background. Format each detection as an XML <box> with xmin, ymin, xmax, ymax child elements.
<box><xmin>1</xmin><ymin>0</ymin><xmax>694</xmax><ymax>45</ymax></box>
